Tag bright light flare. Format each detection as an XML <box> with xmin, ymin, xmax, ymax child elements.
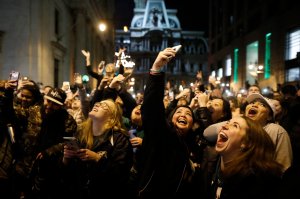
<box><xmin>98</xmin><ymin>23</ymin><xmax>106</xmax><ymax>32</ymax></box>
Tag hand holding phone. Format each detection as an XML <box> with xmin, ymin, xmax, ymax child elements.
<box><xmin>63</xmin><ymin>137</ymin><xmax>79</xmax><ymax>150</ymax></box>
<box><xmin>9</xmin><ymin>71</ymin><xmax>20</xmax><ymax>89</ymax></box>
<box><xmin>62</xmin><ymin>81</ymin><xmax>71</xmax><ymax>92</ymax></box>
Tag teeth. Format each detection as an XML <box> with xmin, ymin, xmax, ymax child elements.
<box><xmin>178</xmin><ymin>118</ymin><xmax>187</xmax><ymax>124</ymax></box>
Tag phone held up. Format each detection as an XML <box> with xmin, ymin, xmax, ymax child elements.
<box><xmin>9</xmin><ymin>71</ymin><xmax>20</xmax><ymax>89</ymax></box>
<box><xmin>63</xmin><ymin>136</ymin><xmax>80</xmax><ymax>150</ymax></box>
<box><xmin>172</xmin><ymin>45</ymin><xmax>182</xmax><ymax>53</ymax></box>
<box><xmin>9</xmin><ymin>71</ymin><xmax>20</xmax><ymax>81</ymax></box>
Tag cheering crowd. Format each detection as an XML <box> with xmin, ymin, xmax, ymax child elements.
<box><xmin>0</xmin><ymin>47</ymin><xmax>299</xmax><ymax>198</ymax></box>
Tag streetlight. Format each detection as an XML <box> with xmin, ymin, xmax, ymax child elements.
<box><xmin>98</xmin><ymin>22</ymin><xmax>107</xmax><ymax>32</ymax></box>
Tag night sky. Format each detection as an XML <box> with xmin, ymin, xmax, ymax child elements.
<box><xmin>114</xmin><ymin>0</ymin><xmax>209</xmax><ymax>33</ymax></box>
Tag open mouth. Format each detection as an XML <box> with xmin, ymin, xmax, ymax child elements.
<box><xmin>177</xmin><ymin>117</ymin><xmax>187</xmax><ymax>125</ymax></box>
<box><xmin>247</xmin><ymin>108</ymin><xmax>257</xmax><ymax>117</ymax></box>
<box><xmin>218</xmin><ymin>132</ymin><xmax>228</xmax><ymax>142</ymax></box>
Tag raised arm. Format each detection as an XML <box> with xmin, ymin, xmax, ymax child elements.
<box><xmin>142</xmin><ymin>48</ymin><xmax>176</xmax><ymax>136</ymax></box>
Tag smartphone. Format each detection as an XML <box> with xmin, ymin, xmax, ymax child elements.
<box><xmin>62</xmin><ymin>81</ymin><xmax>70</xmax><ymax>91</ymax></box>
<box><xmin>9</xmin><ymin>71</ymin><xmax>20</xmax><ymax>81</ymax></box>
<box><xmin>172</xmin><ymin>45</ymin><xmax>182</xmax><ymax>53</ymax></box>
<box><xmin>63</xmin><ymin>137</ymin><xmax>79</xmax><ymax>150</ymax></box>
<box><xmin>9</xmin><ymin>71</ymin><xmax>20</xmax><ymax>89</ymax></box>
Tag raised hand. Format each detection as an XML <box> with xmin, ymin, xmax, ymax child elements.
<box><xmin>81</xmin><ymin>50</ymin><xmax>90</xmax><ymax>58</ymax></box>
<box><xmin>151</xmin><ymin>47</ymin><xmax>176</xmax><ymax>71</ymax></box>
<box><xmin>81</xmin><ymin>50</ymin><xmax>91</xmax><ymax>66</ymax></box>
<box><xmin>109</xmin><ymin>74</ymin><xmax>125</xmax><ymax>90</ymax></box>
<box><xmin>98</xmin><ymin>61</ymin><xmax>105</xmax><ymax>75</ymax></box>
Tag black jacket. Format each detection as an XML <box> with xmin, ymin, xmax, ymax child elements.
<box><xmin>139</xmin><ymin>73</ymin><xmax>199</xmax><ymax>198</ymax></box>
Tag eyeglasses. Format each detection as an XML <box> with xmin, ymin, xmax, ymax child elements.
<box><xmin>94</xmin><ymin>102</ymin><xmax>110</xmax><ymax>112</ymax></box>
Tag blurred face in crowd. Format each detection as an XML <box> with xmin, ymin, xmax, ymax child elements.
<box><xmin>245</xmin><ymin>99</ymin><xmax>271</xmax><ymax>126</ymax></box>
<box><xmin>20</xmin><ymin>88</ymin><xmax>34</xmax><ymax>108</ymax></box>
<box><xmin>248</xmin><ymin>86</ymin><xmax>260</xmax><ymax>96</ymax></box>
<box><xmin>105</xmin><ymin>63</ymin><xmax>115</xmax><ymax>78</ymax></box>
<box><xmin>207</xmin><ymin>98</ymin><xmax>224</xmax><ymax>123</ymax></box>
<box><xmin>89</xmin><ymin>101</ymin><xmax>112</xmax><ymax>123</ymax></box>
<box><xmin>131</xmin><ymin>104</ymin><xmax>142</xmax><ymax>127</ymax></box>
<box><xmin>171</xmin><ymin>106</ymin><xmax>194</xmax><ymax>135</ymax></box>
<box><xmin>44</xmin><ymin>99</ymin><xmax>61</xmax><ymax>114</ymax></box>
<box><xmin>71</xmin><ymin>98</ymin><xmax>81</xmax><ymax>110</ymax></box>
<box><xmin>177</xmin><ymin>97</ymin><xmax>188</xmax><ymax>106</ymax></box>
<box><xmin>271</xmin><ymin>99</ymin><xmax>282</xmax><ymax>117</ymax></box>
<box><xmin>215</xmin><ymin>117</ymin><xmax>248</xmax><ymax>159</ymax></box>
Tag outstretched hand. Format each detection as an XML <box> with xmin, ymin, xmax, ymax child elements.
<box><xmin>81</xmin><ymin>50</ymin><xmax>91</xmax><ymax>66</ymax></box>
<box><xmin>81</xmin><ymin>50</ymin><xmax>90</xmax><ymax>58</ymax></box>
<box><xmin>109</xmin><ymin>74</ymin><xmax>125</xmax><ymax>90</ymax></box>
<box><xmin>151</xmin><ymin>47</ymin><xmax>176</xmax><ymax>71</ymax></box>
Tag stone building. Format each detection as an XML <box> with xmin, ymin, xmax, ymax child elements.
<box><xmin>0</xmin><ymin>0</ymin><xmax>114</xmax><ymax>88</ymax></box>
<box><xmin>115</xmin><ymin>0</ymin><xmax>208</xmax><ymax>94</ymax></box>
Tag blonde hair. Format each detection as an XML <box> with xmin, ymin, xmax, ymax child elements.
<box><xmin>78</xmin><ymin>99</ymin><xmax>127</xmax><ymax>149</ymax></box>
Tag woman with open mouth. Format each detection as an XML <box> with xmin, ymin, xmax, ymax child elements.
<box><xmin>211</xmin><ymin>116</ymin><xmax>283</xmax><ymax>199</ymax></box>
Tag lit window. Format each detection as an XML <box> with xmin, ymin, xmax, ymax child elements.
<box><xmin>285</xmin><ymin>29</ymin><xmax>300</xmax><ymax>60</ymax></box>
<box><xmin>286</xmin><ymin>68</ymin><xmax>300</xmax><ymax>82</ymax></box>
<box><xmin>225</xmin><ymin>55</ymin><xmax>232</xmax><ymax>76</ymax></box>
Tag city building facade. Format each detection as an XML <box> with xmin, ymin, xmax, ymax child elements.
<box><xmin>208</xmin><ymin>0</ymin><xmax>300</xmax><ymax>94</ymax></box>
<box><xmin>0</xmin><ymin>0</ymin><xmax>114</xmax><ymax>88</ymax></box>
<box><xmin>115</xmin><ymin>0</ymin><xmax>209</xmax><ymax>94</ymax></box>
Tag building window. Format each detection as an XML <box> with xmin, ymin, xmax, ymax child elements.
<box><xmin>217</xmin><ymin>68</ymin><xmax>223</xmax><ymax>78</ymax></box>
<box><xmin>225</xmin><ymin>55</ymin><xmax>232</xmax><ymax>76</ymax></box>
<box><xmin>285</xmin><ymin>28</ymin><xmax>300</xmax><ymax>60</ymax></box>
<box><xmin>286</xmin><ymin>67</ymin><xmax>300</xmax><ymax>82</ymax></box>
<box><xmin>54</xmin><ymin>58</ymin><xmax>59</xmax><ymax>87</ymax></box>
<box><xmin>246</xmin><ymin>41</ymin><xmax>259</xmax><ymax>85</ymax></box>
<box><xmin>55</xmin><ymin>9</ymin><xmax>60</xmax><ymax>36</ymax></box>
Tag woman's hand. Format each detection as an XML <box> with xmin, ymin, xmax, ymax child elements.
<box><xmin>62</xmin><ymin>144</ymin><xmax>79</xmax><ymax>164</ymax></box>
<box><xmin>130</xmin><ymin>137</ymin><xmax>143</xmax><ymax>147</ymax></box>
<box><xmin>109</xmin><ymin>74</ymin><xmax>125</xmax><ymax>90</ymax></box>
<box><xmin>77</xmin><ymin>149</ymin><xmax>106</xmax><ymax>162</ymax></box>
<box><xmin>5</xmin><ymin>80</ymin><xmax>18</xmax><ymax>90</ymax></box>
<box><xmin>63</xmin><ymin>144</ymin><xmax>79</xmax><ymax>159</ymax></box>
<box><xmin>81</xmin><ymin>50</ymin><xmax>91</xmax><ymax>66</ymax></box>
<box><xmin>151</xmin><ymin>47</ymin><xmax>176</xmax><ymax>71</ymax></box>
<box><xmin>98</xmin><ymin>76</ymin><xmax>113</xmax><ymax>90</ymax></box>
<box><xmin>197</xmin><ymin>92</ymin><xmax>209</xmax><ymax>107</ymax></box>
